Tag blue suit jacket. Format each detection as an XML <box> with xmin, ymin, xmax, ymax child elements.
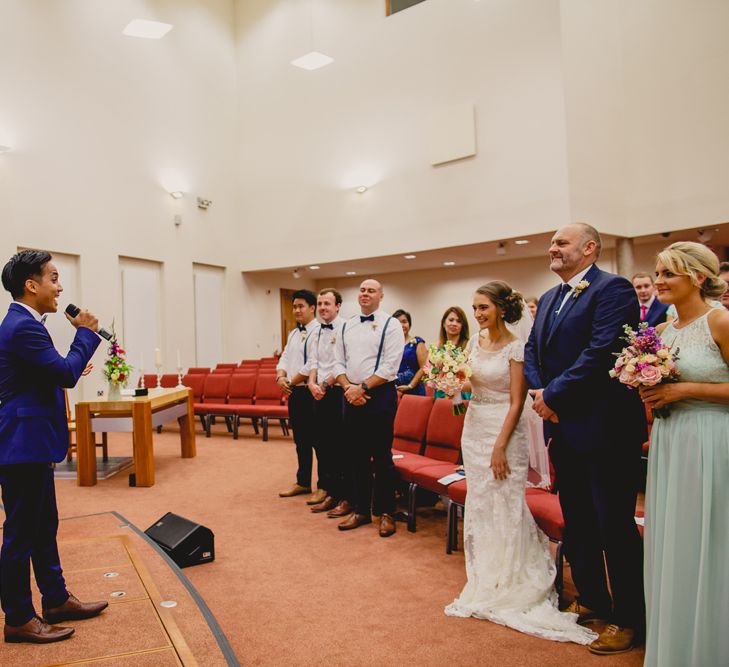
<box><xmin>644</xmin><ymin>298</ymin><xmax>669</xmax><ymax>327</ymax></box>
<box><xmin>0</xmin><ymin>303</ymin><xmax>101</xmax><ymax>464</ymax></box>
<box><xmin>525</xmin><ymin>265</ymin><xmax>647</xmax><ymax>453</ymax></box>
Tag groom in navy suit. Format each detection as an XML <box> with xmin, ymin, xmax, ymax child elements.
<box><xmin>0</xmin><ymin>250</ymin><xmax>108</xmax><ymax>643</ymax></box>
<box><xmin>524</xmin><ymin>224</ymin><xmax>647</xmax><ymax>655</ymax></box>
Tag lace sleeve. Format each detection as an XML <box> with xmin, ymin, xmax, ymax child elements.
<box><xmin>509</xmin><ymin>339</ymin><xmax>525</xmax><ymax>363</ymax></box>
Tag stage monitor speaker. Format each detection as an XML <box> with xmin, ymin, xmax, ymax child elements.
<box><xmin>145</xmin><ymin>512</ymin><xmax>214</xmax><ymax>568</ymax></box>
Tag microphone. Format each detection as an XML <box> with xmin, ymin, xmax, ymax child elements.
<box><xmin>65</xmin><ymin>303</ymin><xmax>113</xmax><ymax>341</ymax></box>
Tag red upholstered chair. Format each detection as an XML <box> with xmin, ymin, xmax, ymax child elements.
<box><xmin>183</xmin><ymin>374</ymin><xmax>207</xmax><ymax>430</ymax></box>
<box><xmin>199</xmin><ymin>373</ymin><xmax>235</xmax><ymax>437</ymax></box>
<box><xmin>396</xmin><ymin>398</ymin><xmax>467</xmax><ymax>532</ymax></box>
<box><xmin>392</xmin><ymin>394</ymin><xmax>434</xmax><ymax>455</ymax></box>
<box><xmin>227</xmin><ymin>373</ymin><xmax>264</xmax><ymax>439</ymax></box>
<box><xmin>446</xmin><ymin>479</ymin><xmax>467</xmax><ymax>554</ymax></box>
<box><xmin>229</xmin><ymin>375</ymin><xmax>289</xmax><ymax>441</ymax></box>
<box><xmin>212</xmin><ymin>368</ymin><xmax>234</xmax><ymax>374</ymax></box>
<box><xmin>160</xmin><ymin>374</ymin><xmax>178</xmax><ymax>388</ymax></box>
<box><xmin>239</xmin><ymin>360</ymin><xmax>261</xmax><ymax>367</ymax></box>
<box><xmin>525</xmin><ymin>489</ymin><xmax>567</xmax><ymax>603</ymax></box>
<box><xmin>187</xmin><ymin>367</ymin><xmax>210</xmax><ymax>375</ymax></box>
<box><xmin>140</xmin><ymin>373</ymin><xmax>158</xmax><ymax>389</ymax></box>
<box><xmin>215</xmin><ymin>363</ymin><xmax>237</xmax><ymax>370</ymax></box>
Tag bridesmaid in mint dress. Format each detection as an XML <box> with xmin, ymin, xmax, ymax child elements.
<box><xmin>640</xmin><ymin>242</ymin><xmax>729</xmax><ymax>667</ymax></box>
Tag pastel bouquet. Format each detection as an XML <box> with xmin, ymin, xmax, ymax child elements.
<box><xmin>103</xmin><ymin>325</ymin><xmax>132</xmax><ymax>388</ymax></box>
<box><xmin>422</xmin><ymin>340</ymin><xmax>472</xmax><ymax>415</ymax></box>
<box><xmin>609</xmin><ymin>322</ymin><xmax>679</xmax><ymax>418</ymax></box>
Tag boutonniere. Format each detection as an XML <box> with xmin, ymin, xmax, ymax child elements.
<box><xmin>572</xmin><ymin>280</ymin><xmax>590</xmax><ymax>299</ymax></box>
<box><xmin>330</xmin><ymin>335</ymin><xmax>337</xmax><ymax>345</ymax></box>
<box><xmin>300</xmin><ymin>331</ymin><xmax>308</xmax><ymax>342</ymax></box>
<box><xmin>372</xmin><ymin>322</ymin><xmax>378</xmax><ymax>331</ymax></box>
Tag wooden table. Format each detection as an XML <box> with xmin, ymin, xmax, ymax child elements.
<box><xmin>75</xmin><ymin>387</ymin><xmax>196</xmax><ymax>487</ymax></box>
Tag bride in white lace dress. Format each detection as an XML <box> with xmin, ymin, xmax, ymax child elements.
<box><xmin>445</xmin><ymin>281</ymin><xmax>596</xmax><ymax>644</ymax></box>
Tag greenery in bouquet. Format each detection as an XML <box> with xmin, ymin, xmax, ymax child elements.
<box><xmin>103</xmin><ymin>325</ymin><xmax>133</xmax><ymax>387</ymax></box>
<box><xmin>422</xmin><ymin>340</ymin><xmax>472</xmax><ymax>415</ymax></box>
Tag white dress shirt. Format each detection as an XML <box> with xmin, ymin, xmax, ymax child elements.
<box><xmin>555</xmin><ymin>264</ymin><xmax>594</xmax><ymax>314</ymax></box>
<box><xmin>333</xmin><ymin>309</ymin><xmax>405</xmax><ymax>384</ymax></box>
<box><xmin>302</xmin><ymin>315</ymin><xmax>344</xmax><ymax>383</ymax></box>
<box><xmin>276</xmin><ymin>319</ymin><xmax>320</xmax><ymax>384</ymax></box>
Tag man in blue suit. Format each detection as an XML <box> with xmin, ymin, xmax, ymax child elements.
<box><xmin>0</xmin><ymin>250</ymin><xmax>108</xmax><ymax>643</ymax></box>
<box><xmin>524</xmin><ymin>225</ymin><xmax>647</xmax><ymax>655</ymax></box>
<box><xmin>632</xmin><ymin>272</ymin><xmax>669</xmax><ymax>327</ymax></box>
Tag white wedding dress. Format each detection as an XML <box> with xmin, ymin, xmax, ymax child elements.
<box><xmin>444</xmin><ymin>335</ymin><xmax>596</xmax><ymax>644</ymax></box>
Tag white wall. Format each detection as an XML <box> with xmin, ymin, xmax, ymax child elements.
<box><xmin>194</xmin><ymin>263</ymin><xmax>224</xmax><ymax>367</ymax></box>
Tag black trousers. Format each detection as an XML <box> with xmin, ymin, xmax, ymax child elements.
<box><xmin>312</xmin><ymin>387</ymin><xmax>349</xmax><ymax>501</ymax></box>
<box><xmin>287</xmin><ymin>387</ymin><xmax>320</xmax><ymax>489</ymax></box>
<box><xmin>0</xmin><ymin>463</ymin><xmax>69</xmax><ymax>627</ymax></box>
<box><xmin>549</xmin><ymin>429</ymin><xmax>645</xmax><ymax>629</ymax></box>
<box><xmin>342</xmin><ymin>383</ymin><xmax>397</xmax><ymax>516</ymax></box>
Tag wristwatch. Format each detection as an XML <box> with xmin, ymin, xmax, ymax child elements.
<box><xmin>360</xmin><ymin>382</ymin><xmax>369</xmax><ymax>392</ymax></box>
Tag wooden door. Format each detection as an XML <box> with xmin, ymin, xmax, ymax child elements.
<box><xmin>279</xmin><ymin>289</ymin><xmax>297</xmax><ymax>352</ymax></box>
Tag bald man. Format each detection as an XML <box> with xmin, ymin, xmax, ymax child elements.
<box><xmin>333</xmin><ymin>279</ymin><xmax>404</xmax><ymax>538</ymax></box>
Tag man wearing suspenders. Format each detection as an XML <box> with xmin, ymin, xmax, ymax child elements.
<box><xmin>276</xmin><ymin>290</ymin><xmax>323</xmax><ymax>503</ymax></box>
<box><xmin>334</xmin><ymin>279</ymin><xmax>404</xmax><ymax>537</ymax></box>
<box><xmin>303</xmin><ymin>288</ymin><xmax>348</xmax><ymax>516</ymax></box>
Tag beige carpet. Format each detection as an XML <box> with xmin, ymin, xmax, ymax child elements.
<box><xmin>3</xmin><ymin>418</ymin><xmax>644</xmax><ymax>666</ymax></box>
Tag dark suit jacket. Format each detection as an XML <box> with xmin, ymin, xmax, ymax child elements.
<box><xmin>644</xmin><ymin>298</ymin><xmax>669</xmax><ymax>327</ymax></box>
<box><xmin>524</xmin><ymin>264</ymin><xmax>647</xmax><ymax>453</ymax></box>
<box><xmin>0</xmin><ymin>303</ymin><xmax>100</xmax><ymax>465</ymax></box>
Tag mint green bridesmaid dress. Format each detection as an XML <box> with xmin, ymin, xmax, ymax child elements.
<box><xmin>645</xmin><ymin>312</ymin><xmax>729</xmax><ymax>666</ymax></box>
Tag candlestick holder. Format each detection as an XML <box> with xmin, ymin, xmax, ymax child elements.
<box><xmin>155</xmin><ymin>364</ymin><xmax>162</xmax><ymax>389</ymax></box>
<box><xmin>176</xmin><ymin>367</ymin><xmax>184</xmax><ymax>389</ymax></box>
<box><xmin>140</xmin><ymin>371</ymin><xmax>145</xmax><ymax>390</ymax></box>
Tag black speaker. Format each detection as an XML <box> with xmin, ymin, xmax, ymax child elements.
<box><xmin>145</xmin><ymin>512</ymin><xmax>215</xmax><ymax>568</ymax></box>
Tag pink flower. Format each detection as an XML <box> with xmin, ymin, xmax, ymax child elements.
<box><xmin>639</xmin><ymin>365</ymin><xmax>663</xmax><ymax>386</ymax></box>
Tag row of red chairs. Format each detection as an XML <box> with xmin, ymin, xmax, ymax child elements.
<box><xmin>183</xmin><ymin>373</ymin><xmax>288</xmax><ymax>442</ymax></box>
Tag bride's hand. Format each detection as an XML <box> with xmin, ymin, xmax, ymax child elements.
<box><xmin>490</xmin><ymin>446</ymin><xmax>510</xmax><ymax>480</ymax></box>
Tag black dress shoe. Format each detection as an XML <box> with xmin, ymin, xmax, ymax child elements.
<box><xmin>338</xmin><ymin>513</ymin><xmax>372</xmax><ymax>531</ymax></box>
<box><xmin>43</xmin><ymin>593</ymin><xmax>108</xmax><ymax>624</ymax></box>
<box><xmin>4</xmin><ymin>615</ymin><xmax>74</xmax><ymax>644</ymax></box>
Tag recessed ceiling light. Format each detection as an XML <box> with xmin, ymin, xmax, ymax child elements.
<box><xmin>345</xmin><ymin>271</ymin><xmax>357</xmax><ymax>276</ymax></box>
<box><xmin>443</xmin><ymin>261</ymin><xmax>456</xmax><ymax>267</ymax></box>
<box><xmin>123</xmin><ymin>19</ymin><xmax>173</xmax><ymax>39</ymax></box>
<box><xmin>515</xmin><ymin>239</ymin><xmax>530</xmax><ymax>245</ymax></box>
<box><xmin>309</xmin><ymin>265</ymin><xmax>320</xmax><ymax>270</ymax></box>
<box><xmin>404</xmin><ymin>254</ymin><xmax>416</xmax><ymax>260</ymax></box>
<box><xmin>291</xmin><ymin>51</ymin><xmax>334</xmax><ymax>71</ymax></box>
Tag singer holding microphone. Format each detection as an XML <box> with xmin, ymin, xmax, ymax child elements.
<box><xmin>0</xmin><ymin>250</ymin><xmax>108</xmax><ymax>644</ymax></box>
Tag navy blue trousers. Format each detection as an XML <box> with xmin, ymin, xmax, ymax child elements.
<box><xmin>0</xmin><ymin>463</ymin><xmax>69</xmax><ymax>626</ymax></box>
<box><xmin>342</xmin><ymin>383</ymin><xmax>398</xmax><ymax>516</ymax></box>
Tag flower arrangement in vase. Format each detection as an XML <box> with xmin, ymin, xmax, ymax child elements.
<box><xmin>103</xmin><ymin>324</ymin><xmax>132</xmax><ymax>401</ymax></box>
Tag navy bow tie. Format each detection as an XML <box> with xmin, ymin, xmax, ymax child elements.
<box><xmin>360</xmin><ymin>314</ymin><xmax>375</xmax><ymax>323</ymax></box>
<box><xmin>297</xmin><ymin>324</ymin><xmax>306</xmax><ymax>332</ymax></box>
<box><xmin>320</xmin><ymin>323</ymin><xmax>334</xmax><ymax>330</ymax></box>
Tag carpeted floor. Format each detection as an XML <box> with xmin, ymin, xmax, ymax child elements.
<box><xmin>11</xmin><ymin>419</ymin><xmax>645</xmax><ymax>666</ymax></box>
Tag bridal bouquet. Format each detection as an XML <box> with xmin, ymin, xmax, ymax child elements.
<box><xmin>609</xmin><ymin>322</ymin><xmax>679</xmax><ymax>418</ymax></box>
<box><xmin>422</xmin><ymin>341</ymin><xmax>471</xmax><ymax>415</ymax></box>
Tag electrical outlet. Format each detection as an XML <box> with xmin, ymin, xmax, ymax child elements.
<box><xmin>97</xmin><ymin>390</ymin><xmax>104</xmax><ymax>397</ymax></box>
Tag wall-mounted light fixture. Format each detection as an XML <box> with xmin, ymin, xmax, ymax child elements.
<box><xmin>292</xmin><ymin>268</ymin><xmax>302</xmax><ymax>279</ymax></box>
<box><xmin>697</xmin><ymin>229</ymin><xmax>715</xmax><ymax>243</ymax></box>
<box><xmin>197</xmin><ymin>197</ymin><xmax>212</xmax><ymax>210</ymax></box>
<box><xmin>355</xmin><ymin>186</ymin><xmax>368</xmax><ymax>194</ymax></box>
<box><xmin>496</xmin><ymin>242</ymin><xmax>507</xmax><ymax>256</ymax></box>
<box><xmin>123</xmin><ymin>19</ymin><xmax>173</xmax><ymax>39</ymax></box>
<box><xmin>169</xmin><ymin>191</ymin><xmax>184</xmax><ymax>199</ymax></box>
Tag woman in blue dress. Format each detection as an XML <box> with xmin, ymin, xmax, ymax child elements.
<box><xmin>393</xmin><ymin>309</ymin><xmax>427</xmax><ymax>395</ymax></box>
<box><xmin>639</xmin><ymin>241</ymin><xmax>729</xmax><ymax>667</ymax></box>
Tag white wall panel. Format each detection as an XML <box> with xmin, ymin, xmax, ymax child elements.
<box><xmin>194</xmin><ymin>264</ymin><xmax>225</xmax><ymax>367</ymax></box>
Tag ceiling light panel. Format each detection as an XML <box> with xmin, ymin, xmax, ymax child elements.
<box><xmin>290</xmin><ymin>51</ymin><xmax>334</xmax><ymax>71</ymax></box>
<box><xmin>123</xmin><ymin>19</ymin><xmax>173</xmax><ymax>39</ymax></box>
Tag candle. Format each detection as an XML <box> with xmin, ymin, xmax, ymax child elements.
<box><xmin>154</xmin><ymin>348</ymin><xmax>162</xmax><ymax>367</ymax></box>
<box><xmin>176</xmin><ymin>349</ymin><xmax>181</xmax><ymax>369</ymax></box>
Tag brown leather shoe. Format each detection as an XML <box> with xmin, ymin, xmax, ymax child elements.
<box><xmin>42</xmin><ymin>593</ymin><xmax>108</xmax><ymax>624</ymax></box>
<box><xmin>562</xmin><ymin>599</ymin><xmax>606</xmax><ymax>625</ymax></box>
<box><xmin>588</xmin><ymin>624</ymin><xmax>635</xmax><ymax>655</ymax></box>
<box><xmin>337</xmin><ymin>513</ymin><xmax>372</xmax><ymax>531</ymax></box>
<box><xmin>278</xmin><ymin>484</ymin><xmax>312</xmax><ymax>498</ymax></box>
<box><xmin>327</xmin><ymin>499</ymin><xmax>353</xmax><ymax>518</ymax></box>
<box><xmin>4</xmin><ymin>615</ymin><xmax>74</xmax><ymax>644</ymax></box>
<box><xmin>379</xmin><ymin>513</ymin><xmax>396</xmax><ymax>537</ymax></box>
<box><xmin>310</xmin><ymin>495</ymin><xmax>337</xmax><ymax>513</ymax></box>
<box><xmin>306</xmin><ymin>489</ymin><xmax>328</xmax><ymax>505</ymax></box>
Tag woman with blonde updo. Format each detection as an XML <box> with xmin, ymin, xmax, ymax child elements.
<box><xmin>639</xmin><ymin>242</ymin><xmax>729</xmax><ymax>667</ymax></box>
<box><xmin>445</xmin><ymin>281</ymin><xmax>595</xmax><ymax>645</ymax></box>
